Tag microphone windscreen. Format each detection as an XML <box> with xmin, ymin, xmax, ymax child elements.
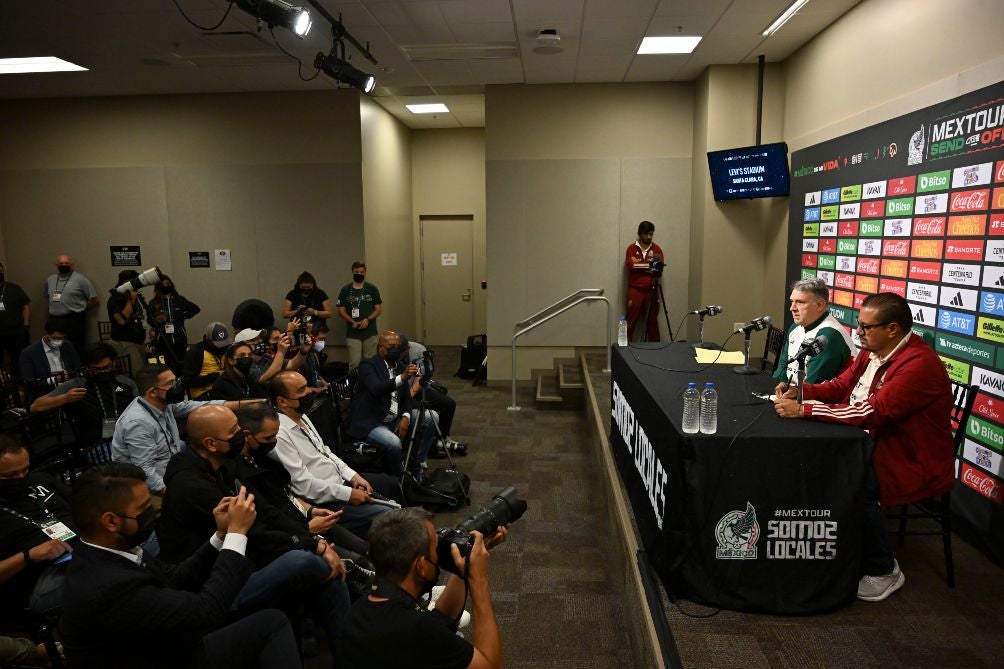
<box><xmin>816</xmin><ymin>334</ymin><xmax>828</xmax><ymax>346</ymax></box>
<box><xmin>763</xmin><ymin>315</ymin><xmax>772</xmax><ymax>325</ymax></box>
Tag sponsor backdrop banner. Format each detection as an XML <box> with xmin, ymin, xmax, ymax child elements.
<box><xmin>787</xmin><ymin>81</ymin><xmax>1004</xmax><ymax>560</ymax></box>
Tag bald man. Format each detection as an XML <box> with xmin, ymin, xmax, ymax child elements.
<box><xmin>45</xmin><ymin>254</ymin><xmax>98</xmax><ymax>350</ymax></box>
<box><xmin>157</xmin><ymin>405</ymin><xmax>352</xmax><ymax>655</ymax></box>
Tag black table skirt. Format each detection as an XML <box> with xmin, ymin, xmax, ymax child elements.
<box><xmin>609</xmin><ymin>343</ymin><xmax>871</xmax><ymax>613</ymax></box>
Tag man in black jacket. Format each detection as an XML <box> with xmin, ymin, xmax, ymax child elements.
<box><xmin>18</xmin><ymin>318</ymin><xmax>81</xmax><ymax>401</ymax></box>
<box><xmin>60</xmin><ymin>462</ymin><xmax>299</xmax><ymax>669</ymax></box>
<box><xmin>158</xmin><ymin>404</ymin><xmax>351</xmax><ymax>656</ymax></box>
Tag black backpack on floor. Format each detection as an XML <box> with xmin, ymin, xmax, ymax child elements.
<box><xmin>401</xmin><ymin>467</ymin><xmax>471</xmax><ymax>510</ymax></box>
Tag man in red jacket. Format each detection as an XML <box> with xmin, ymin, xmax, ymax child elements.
<box><xmin>774</xmin><ymin>292</ymin><xmax>953</xmax><ymax>602</ymax></box>
<box><xmin>624</xmin><ymin>220</ymin><xmax>665</xmax><ymax>342</ymax></box>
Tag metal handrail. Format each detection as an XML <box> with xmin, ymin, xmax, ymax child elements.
<box><xmin>509</xmin><ymin>289</ymin><xmax>610</xmax><ymax>411</ymax></box>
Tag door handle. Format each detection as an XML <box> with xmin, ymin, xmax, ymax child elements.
<box><xmin>461</xmin><ymin>289</ymin><xmax>472</xmax><ymax>302</ymax></box>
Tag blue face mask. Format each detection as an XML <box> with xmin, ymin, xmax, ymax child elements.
<box><xmin>312</xmin><ymin>340</ymin><xmax>325</xmax><ymax>353</ymax></box>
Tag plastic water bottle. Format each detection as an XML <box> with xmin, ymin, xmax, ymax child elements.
<box><xmin>617</xmin><ymin>316</ymin><xmax>628</xmax><ymax>347</ymax></box>
<box><xmin>700</xmin><ymin>382</ymin><xmax>718</xmax><ymax>434</ymax></box>
<box><xmin>682</xmin><ymin>382</ymin><xmax>701</xmax><ymax>434</ymax></box>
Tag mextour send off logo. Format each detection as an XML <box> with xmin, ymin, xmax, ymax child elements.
<box><xmin>715</xmin><ymin>502</ymin><xmax>759</xmax><ymax>559</ymax></box>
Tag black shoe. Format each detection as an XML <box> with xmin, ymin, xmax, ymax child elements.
<box><xmin>444</xmin><ymin>438</ymin><xmax>468</xmax><ymax>456</ymax></box>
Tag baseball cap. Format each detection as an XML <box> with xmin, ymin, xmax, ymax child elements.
<box><xmin>204</xmin><ymin>322</ymin><xmax>233</xmax><ymax>348</ymax></box>
<box><xmin>234</xmin><ymin>328</ymin><xmax>265</xmax><ymax>344</ymax></box>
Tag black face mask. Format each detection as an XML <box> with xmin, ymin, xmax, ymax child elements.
<box><xmin>285</xmin><ymin>393</ymin><xmax>316</xmax><ymax>415</ymax></box>
<box><xmin>119</xmin><ymin>506</ymin><xmax>158</xmax><ymax>548</ymax></box>
<box><xmin>160</xmin><ymin>380</ymin><xmax>186</xmax><ymax>404</ymax></box>
<box><xmin>0</xmin><ymin>477</ymin><xmax>29</xmax><ymax>500</ymax></box>
<box><xmin>353</xmin><ymin>273</ymin><xmax>365</xmax><ymax>284</ymax></box>
<box><xmin>57</xmin><ymin>265</ymin><xmax>72</xmax><ymax>275</ymax></box>
<box><xmin>220</xmin><ymin>432</ymin><xmax>246</xmax><ymax>459</ymax></box>
<box><xmin>383</xmin><ymin>346</ymin><xmax>401</xmax><ymax>362</ymax></box>
<box><xmin>252</xmin><ymin>342</ymin><xmax>268</xmax><ymax>357</ymax></box>
<box><xmin>300</xmin><ymin>287</ymin><xmax>313</xmax><ymax>296</ymax></box>
<box><xmin>234</xmin><ymin>357</ymin><xmax>253</xmax><ymax>374</ymax></box>
<box><xmin>419</xmin><ymin>556</ymin><xmax>441</xmax><ymax>598</ymax></box>
<box><xmin>253</xmin><ymin>439</ymin><xmax>278</xmax><ymax>457</ymax></box>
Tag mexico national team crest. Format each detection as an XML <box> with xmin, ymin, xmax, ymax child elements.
<box><xmin>715</xmin><ymin>502</ymin><xmax>760</xmax><ymax>559</ymax></box>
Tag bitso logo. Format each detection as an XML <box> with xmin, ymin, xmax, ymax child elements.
<box><xmin>715</xmin><ymin>502</ymin><xmax>760</xmax><ymax>560</ymax></box>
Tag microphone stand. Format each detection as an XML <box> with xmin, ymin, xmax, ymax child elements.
<box><xmin>732</xmin><ymin>330</ymin><xmax>759</xmax><ymax>375</ymax></box>
<box><xmin>796</xmin><ymin>357</ymin><xmax>806</xmax><ymax>403</ymax></box>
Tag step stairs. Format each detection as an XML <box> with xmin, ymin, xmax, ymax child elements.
<box><xmin>533</xmin><ymin>356</ymin><xmax>586</xmax><ymax>409</ymax></box>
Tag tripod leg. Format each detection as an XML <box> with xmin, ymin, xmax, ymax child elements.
<box><xmin>658</xmin><ymin>282</ymin><xmax>673</xmax><ymax>342</ymax></box>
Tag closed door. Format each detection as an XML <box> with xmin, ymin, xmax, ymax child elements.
<box><xmin>420</xmin><ymin>216</ymin><xmax>474</xmax><ymax>346</ymax></box>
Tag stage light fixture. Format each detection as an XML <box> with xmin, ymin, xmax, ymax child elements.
<box><xmin>234</xmin><ymin>0</ymin><xmax>312</xmax><ymax>37</ymax></box>
<box><xmin>314</xmin><ymin>52</ymin><xmax>376</xmax><ymax>94</ymax></box>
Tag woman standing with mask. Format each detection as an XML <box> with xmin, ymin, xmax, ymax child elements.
<box><xmin>146</xmin><ymin>274</ymin><xmax>200</xmax><ymax>371</ymax></box>
<box><xmin>282</xmin><ymin>271</ymin><xmax>333</xmax><ymax>328</ymax></box>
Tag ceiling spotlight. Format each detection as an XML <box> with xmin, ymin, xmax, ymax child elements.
<box><xmin>234</xmin><ymin>0</ymin><xmax>312</xmax><ymax>37</ymax></box>
<box><xmin>533</xmin><ymin>29</ymin><xmax>562</xmax><ymax>55</ymax></box>
<box><xmin>314</xmin><ymin>53</ymin><xmax>376</xmax><ymax>94</ymax></box>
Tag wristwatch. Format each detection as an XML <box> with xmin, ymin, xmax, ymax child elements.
<box><xmin>314</xmin><ymin>535</ymin><xmax>328</xmax><ymax>554</ymax></box>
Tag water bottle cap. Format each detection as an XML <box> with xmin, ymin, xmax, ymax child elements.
<box><xmin>687</xmin><ymin>382</ymin><xmax>697</xmax><ymax>388</ymax></box>
<box><xmin>705</xmin><ymin>382</ymin><xmax>714</xmax><ymax>388</ymax></box>
<box><xmin>620</xmin><ymin>315</ymin><xmax>626</xmax><ymax>320</ymax></box>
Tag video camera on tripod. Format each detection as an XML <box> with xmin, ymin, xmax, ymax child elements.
<box><xmin>648</xmin><ymin>255</ymin><xmax>665</xmax><ymax>277</ymax></box>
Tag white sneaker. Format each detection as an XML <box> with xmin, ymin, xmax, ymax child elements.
<box><xmin>857</xmin><ymin>560</ymin><xmax>905</xmax><ymax>602</ymax></box>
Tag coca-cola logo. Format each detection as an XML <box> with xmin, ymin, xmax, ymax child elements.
<box><xmin>883</xmin><ymin>240</ymin><xmax>909</xmax><ymax>257</ymax></box>
<box><xmin>835</xmin><ymin>274</ymin><xmax>855</xmax><ymax>289</ymax></box>
<box><xmin>951</xmin><ymin>189</ymin><xmax>989</xmax><ymax>212</ymax></box>
<box><xmin>996</xmin><ymin>160</ymin><xmax>1004</xmax><ymax>183</ymax></box>
<box><xmin>914</xmin><ymin>217</ymin><xmax>946</xmax><ymax>235</ymax></box>
<box><xmin>961</xmin><ymin>464</ymin><xmax>1003</xmax><ymax>503</ymax></box>
<box><xmin>858</xmin><ymin>259</ymin><xmax>880</xmax><ymax>274</ymax></box>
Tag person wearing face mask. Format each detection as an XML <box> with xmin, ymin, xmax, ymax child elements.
<box><xmin>282</xmin><ymin>270</ymin><xmax>334</xmax><ymax>328</ymax></box>
<box><xmin>211</xmin><ymin>342</ymin><xmax>267</xmax><ymax>401</ymax></box>
<box><xmin>157</xmin><ymin>405</ymin><xmax>352</xmax><ymax>658</ymax></box>
<box><xmin>235</xmin><ymin>327</ymin><xmax>304</xmax><ymax>386</ymax></box>
<box><xmin>106</xmin><ymin>269</ymin><xmax>149</xmax><ymax>376</ymax></box>
<box><xmin>44</xmin><ymin>254</ymin><xmax>98</xmax><ymax>352</ymax></box>
<box><xmin>146</xmin><ymin>274</ymin><xmax>200</xmax><ymax>370</ymax></box>
<box><xmin>110</xmin><ymin>364</ymin><xmax>249</xmax><ymax>501</ymax></box>
<box><xmin>182</xmin><ymin>322</ymin><xmax>233</xmax><ymax>399</ymax></box>
<box><xmin>60</xmin><ymin>461</ymin><xmax>302</xmax><ymax>669</ymax></box>
<box><xmin>336</xmin><ymin>261</ymin><xmax>383</xmax><ymax>371</ymax></box>
<box><xmin>0</xmin><ymin>262</ymin><xmax>31</xmax><ymax>379</ymax></box>
<box><xmin>303</xmin><ymin>321</ymin><xmax>331</xmax><ymax>389</ymax></box>
<box><xmin>0</xmin><ymin>435</ymin><xmax>75</xmax><ymax>631</ymax></box>
<box><xmin>348</xmin><ymin>331</ymin><xmax>439</xmax><ymax>478</ymax></box>
<box><xmin>339</xmin><ymin>507</ymin><xmax>508</xmax><ymax>669</ymax></box>
<box><xmin>18</xmin><ymin>317</ymin><xmax>82</xmax><ymax>402</ymax></box>
<box><xmin>30</xmin><ymin>343</ymin><xmax>138</xmax><ymax>446</ymax></box>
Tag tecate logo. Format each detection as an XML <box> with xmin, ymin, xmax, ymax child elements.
<box><xmin>961</xmin><ymin>464</ymin><xmax>1002</xmax><ymax>503</ymax></box>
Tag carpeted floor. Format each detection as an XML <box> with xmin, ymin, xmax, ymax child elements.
<box><xmin>588</xmin><ymin>357</ymin><xmax>1004</xmax><ymax>669</ymax></box>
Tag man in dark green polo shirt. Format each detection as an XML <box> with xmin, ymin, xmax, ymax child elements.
<box><xmin>336</xmin><ymin>261</ymin><xmax>382</xmax><ymax>371</ymax></box>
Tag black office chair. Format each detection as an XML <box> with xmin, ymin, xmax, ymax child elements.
<box><xmin>887</xmin><ymin>381</ymin><xmax>977</xmax><ymax>588</ymax></box>
<box><xmin>97</xmin><ymin>321</ymin><xmax>112</xmax><ymax>342</ymax></box>
<box><xmin>761</xmin><ymin>325</ymin><xmax>786</xmax><ymax>373</ymax></box>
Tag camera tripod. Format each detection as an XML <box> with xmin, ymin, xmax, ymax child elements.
<box><xmin>638</xmin><ymin>277</ymin><xmax>674</xmax><ymax>343</ymax></box>
<box><xmin>400</xmin><ymin>376</ymin><xmax>470</xmax><ymax>505</ymax></box>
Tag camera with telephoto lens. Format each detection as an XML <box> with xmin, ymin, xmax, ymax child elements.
<box><xmin>436</xmin><ymin>486</ymin><xmax>527</xmax><ymax>576</ymax></box>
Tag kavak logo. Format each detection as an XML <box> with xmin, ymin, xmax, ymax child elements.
<box><xmin>880</xmin><ymin>259</ymin><xmax>908</xmax><ymax>278</ymax></box>
<box><xmin>822</xmin><ymin>188</ymin><xmax>841</xmax><ymax>204</ymax></box>
<box><xmin>715</xmin><ymin>502</ymin><xmax>760</xmax><ymax>559</ymax></box>
<box><xmin>942</xmin><ymin>262</ymin><xmax>981</xmax><ymax>286</ymax></box>
<box><xmin>816</xmin><ymin>270</ymin><xmax>835</xmax><ymax>286</ymax></box>
<box><xmin>859</xmin><ymin>239</ymin><xmax>882</xmax><ymax>256</ymax></box>
<box><xmin>910</xmin><ymin>303</ymin><xmax>936</xmax><ymax>327</ymax></box>
<box><xmin>986</xmin><ymin>240</ymin><xmax>1004</xmax><ymax>263</ymax></box>
<box><xmin>820</xmin><ymin>222</ymin><xmax>838</xmax><ymax>236</ymax></box>
<box><xmin>948</xmin><ymin>214</ymin><xmax>987</xmax><ymax>236</ymax></box>
<box><xmin>938</xmin><ymin>308</ymin><xmax>976</xmax><ymax>335</ymax></box>
<box><xmin>887</xmin><ymin>176</ymin><xmax>917</xmax><ymax>196</ymax></box>
<box><xmin>945</xmin><ymin>240</ymin><xmax>985</xmax><ymax>261</ymax></box>
<box><xmin>960</xmin><ymin>463</ymin><xmax>1003</xmax><ymax>504</ymax></box>
<box><xmin>860</xmin><ymin>219</ymin><xmax>884</xmax><ymax>236</ymax></box>
<box><xmin>804</xmin><ymin>208</ymin><xmax>821</xmax><ymax>222</ymax></box>
<box><xmin>907</xmin><ymin>281</ymin><xmax>939</xmax><ymax>305</ymax></box>
<box><xmin>835</xmin><ymin>273</ymin><xmax>855</xmax><ymax>290</ymax></box>
<box><xmin>980</xmin><ymin>290</ymin><xmax>1004</xmax><ymax>316</ymax></box>
<box><xmin>991</xmin><ymin>213</ymin><xmax>1004</xmax><ymax>236</ymax></box>
<box><xmin>856</xmin><ymin>275</ymin><xmax>879</xmax><ymax>293</ymax></box>
<box><xmin>917</xmin><ymin>169</ymin><xmax>951</xmax><ymax>193</ymax></box>
<box><xmin>802</xmin><ymin>239</ymin><xmax>819</xmax><ymax>252</ymax></box>
<box><xmin>882</xmin><ymin>240</ymin><xmax>910</xmax><ymax>257</ymax></box>
<box><xmin>765</xmin><ymin>509</ymin><xmax>838</xmax><ymax>560</ymax></box>
<box><xmin>840</xmin><ymin>203</ymin><xmax>860</xmax><ymax>219</ymax></box>
<box><xmin>950</xmin><ymin>188</ymin><xmax>990</xmax><ymax>212</ymax></box>
<box><xmin>862</xmin><ymin>180</ymin><xmax>886</xmax><ymax>199</ymax></box>
<box><xmin>861</xmin><ymin>201</ymin><xmax>885</xmax><ymax>218</ymax></box>
<box><xmin>974</xmin><ymin>366</ymin><xmax>1004</xmax><ymax>399</ymax></box>
<box><xmin>909</xmin><ymin>261</ymin><xmax>942</xmax><ymax>281</ymax></box>
<box><xmin>884</xmin><ymin>218</ymin><xmax>912</xmax><ymax>236</ymax></box>
<box><xmin>911</xmin><ymin>239</ymin><xmax>943</xmax><ymax>259</ymax></box>
<box><xmin>939</xmin><ymin>287</ymin><xmax>978</xmax><ymax>311</ymax></box>
<box><xmin>818</xmin><ymin>238</ymin><xmax>837</xmax><ymax>253</ymax></box>
<box><xmin>952</xmin><ymin>162</ymin><xmax>993</xmax><ymax>189</ymax></box>
<box><xmin>973</xmin><ymin>393</ymin><xmax>1004</xmax><ymax>423</ymax></box>
<box><xmin>981</xmin><ymin>264</ymin><xmax>1004</xmax><ymax>289</ymax></box>
<box><xmin>857</xmin><ymin>258</ymin><xmax>881</xmax><ymax>275</ymax></box>
<box><xmin>805</xmin><ymin>191</ymin><xmax>821</xmax><ymax>206</ymax></box>
<box><xmin>886</xmin><ymin>197</ymin><xmax>914</xmax><ymax>216</ymax></box>
<box><xmin>838</xmin><ymin>221</ymin><xmax>859</xmax><ymax>237</ymax></box>
<box><xmin>913</xmin><ymin>217</ymin><xmax>947</xmax><ymax>236</ymax></box>
<box><xmin>916</xmin><ymin>193</ymin><xmax>948</xmax><ymax>214</ymax></box>
<box><xmin>878</xmin><ymin>279</ymin><xmax>906</xmax><ymax>297</ymax></box>
<box><xmin>837</xmin><ymin>256</ymin><xmax>856</xmax><ymax>272</ymax></box>
<box><xmin>840</xmin><ymin>185</ymin><xmax>862</xmax><ymax>202</ymax></box>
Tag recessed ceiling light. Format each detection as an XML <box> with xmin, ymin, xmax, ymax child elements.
<box><xmin>0</xmin><ymin>56</ymin><xmax>87</xmax><ymax>74</ymax></box>
<box><xmin>637</xmin><ymin>36</ymin><xmax>702</xmax><ymax>55</ymax></box>
<box><xmin>763</xmin><ymin>0</ymin><xmax>810</xmax><ymax>37</ymax></box>
<box><xmin>406</xmin><ymin>104</ymin><xmax>449</xmax><ymax>114</ymax></box>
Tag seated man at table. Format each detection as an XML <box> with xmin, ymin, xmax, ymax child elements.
<box><xmin>774</xmin><ymin>292</ymin><xmax>954</xmax><ymax>602</ymax></box>
<box><xmin>772</xmin><ymin>277</ymin><xmax>855</xmax><ymax>385</ymax></box>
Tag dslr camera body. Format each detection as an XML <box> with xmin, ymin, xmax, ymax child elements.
<box><xmin>436</xmin><ymin>486</ymin><xmax>527</xmax><ymax>576</ymax></box>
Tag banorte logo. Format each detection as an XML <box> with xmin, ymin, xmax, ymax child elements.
<box><xmin>961</xmin><ymin>464</ymin><xmax>1003</xmax><ymax>504</ymax></box>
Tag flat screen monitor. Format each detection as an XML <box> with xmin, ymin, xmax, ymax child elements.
<box><xmin>707</xmin><ymin>142</ymin><xmax>790</xmax><ymax>201</ymax></box>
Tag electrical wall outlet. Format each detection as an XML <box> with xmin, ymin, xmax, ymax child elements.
<box><xmin>734</xmin><ymin>322</ymin><xmax>745</xmax><ymax>332</ymax></box>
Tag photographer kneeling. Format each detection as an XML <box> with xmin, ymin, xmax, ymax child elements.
<box><xmin>339</xmin><ymin>507</ymin><xmax>506</xmax><ymax>669</ymax></box>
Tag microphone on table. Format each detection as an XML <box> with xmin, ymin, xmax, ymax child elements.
<box><xmin>735</xmin><ymin>315</ymin><xmax>772</xmax><ymax>335</ymax></box>
<box><xmin>788</xmin><ymin>335</ymin><xmax>828</xmax><ymax>365</ymax></box>
<box><xmin>691</xmin><ymin>305</ymin><xmax>723</xmax><ymax>317</ymax></box>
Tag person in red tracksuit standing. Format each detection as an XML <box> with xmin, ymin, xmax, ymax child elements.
<box><xmin>624</xmin><ymin>220</ymin><xmax>664</xmax><ymax>342</ymax></box>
